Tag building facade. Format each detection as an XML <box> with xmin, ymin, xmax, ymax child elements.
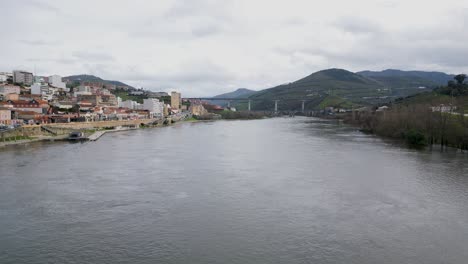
<box><xmin>171</xmin><ymin>91</ymin><xmax>181</xmax><ymax>110</ymax></box>
<box><xmin>120</xmin><ymin>100</ymin><xmax>138</xmax><ymax>109</ymax></box>
<box><xmin>48</xmin><ymin>75</ymin><xmax>67</xmax><ymax>90</ymax></box>
<box><xmin>0</xmin><ymin>72</ymin><xmax>12</xmax><ymax>83</ymax></box>
<box><xmin>0</xmin><ymin>85</ymin><xmax>21</xmax><ymax>96</ymax></box>
<box><xmin>142</xmin><ymin>98</ymin><xmax>164</xmax><ymax>117</ymax></box>
<box><xmin>0</xmin><ymin>109</ymin><xmax>11</xmax><ymax>124</ymax></box>
<box><xmin>13</xmin><ymin>70</ymin><xmax>33</xmax><ymax>86</ymax></box>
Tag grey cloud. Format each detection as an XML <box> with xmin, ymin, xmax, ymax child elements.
<box><xmin>72</xmin><ymin>51</ymin><xmax>114</xmax><ymax>62</ymax></box>
<box><xmin>19</xmin><ymin>39</ymin><xmax>60</xmax><ymax>46</ymax></box>
<box><xmin>333</xmin><ymin>17</ymin><xmax>382</xmax><ymax>34</ymax></box>
<box><xmin>25</xmin><ymin>0</ymin><xmax>60</xmax><ymax>13</ymax></box>
<box><xmin>191</xmin><ymin>24</ymin><xmax>223</xmax><ymax>37</ymax></box>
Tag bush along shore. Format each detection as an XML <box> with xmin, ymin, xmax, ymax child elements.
<box><xmin>345</xmin><ymin>106</ymin><xmax>468</xmax><ymax>150</ymax></box>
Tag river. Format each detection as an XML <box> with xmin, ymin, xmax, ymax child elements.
<box><xmin>1</xmin><ymin>117</ymin><xmax>468</xmax><ymax>264</ymax></box>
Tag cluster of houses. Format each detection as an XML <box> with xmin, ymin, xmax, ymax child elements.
<box><xmin>0</xmin><ymin>70</ymin><xmax>187</xmax><ymax>125</ymax></box>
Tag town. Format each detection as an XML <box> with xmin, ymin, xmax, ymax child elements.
<box><xmin>0</xmin><ymin>70</ymin><xmax>226</xmax><ymax>131</ymax></box>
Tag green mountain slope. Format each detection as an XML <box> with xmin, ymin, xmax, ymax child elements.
<box><xmin>63</xmin><ymin>74</ymin><xmax>134</xmax><ymax>89</ymax></box>
<box><xmin>358</xmin><ymin>69</ymin><xmax>454</xmax><ymax>86</ymax></box>
<box><xmin>248</xmin><ymin>69</ymin><xmax>391</xmax><ymax>110</ymax></box>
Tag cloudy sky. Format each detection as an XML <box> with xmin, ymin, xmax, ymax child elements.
<box><xmin>1</xmin><ymin>0</ymin><xmax>467</xmax><ymax>96</ymax></box>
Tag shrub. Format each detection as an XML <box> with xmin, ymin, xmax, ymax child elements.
<box><xmin>405</xmin><ymin>129</ymin><xmax>427</xmax><ymax>146</ymax></box>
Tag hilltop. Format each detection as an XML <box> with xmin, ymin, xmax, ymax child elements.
<box><xmin>209</xmin><ymin>88</ymin><xmax>256</xmax><ymax>107</ymax></box>
<box><xmin>212</xmin><ymin>88</ymin><xmax>256</xmax><ymax>99</ymax></box>
<box><xmin>357</xmin><ymin>69</ymin><xmax>454</xmax><ymax>86</ymax></box>
<box><xmin>63</xmin><ymin>74</ymin><xmax>134</xmax><ymax>89</ymax></box>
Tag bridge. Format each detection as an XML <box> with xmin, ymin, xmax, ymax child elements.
<box><xmin>183</xmin><ymin>97</ymin><xmax>314</xmax><ymax>112</ymax></box>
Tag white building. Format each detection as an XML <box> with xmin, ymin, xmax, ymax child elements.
<box><xmin>31</xmin><ymin>83</ymin><xmax>57</xmax><ymax>100</ymax></box>
<box><xmin>48</xmin><ymin>75</ymin><xmax>67</xmax><ymax>91</ymax></box>
<box><xmin>74</xmin><ymin>85</ymin><xmax>93</xmax><ymax>96</ymax></box>
<box><xmin>431</xmin><ymin>105</ymin><xmax>456</xmax><ymax>113</ymax></box>
<box><xmin>120</xmin><ymin>99</ymin><xmax>138</xmax><ymax>109</ymax></box>
<box><xmin>0</xmin><ymin>72</ymin><xmax>11</xmax><ymax>83</ymax></box>
<box><xmin>142</xmin><ymin>98</ymin><xmax>164</xmax><ymax>118</ymax></box>
<box><xmin>0</xmin><ymin>84</ymin><xmax>21</xmax><ymax>96</ymax></box>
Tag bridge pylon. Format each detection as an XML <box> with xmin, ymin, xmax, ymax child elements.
<box><xmin>274</xmin><ymin>100</ymin><xmax>279</xmax><ymax>113</ymax></box>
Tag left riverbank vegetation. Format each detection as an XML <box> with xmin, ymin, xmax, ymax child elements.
<box><xmin>345</xmin><ymin>74</ymin><xmax>468</xmax><ymax>150</ymax></box>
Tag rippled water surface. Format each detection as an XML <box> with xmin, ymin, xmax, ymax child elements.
<box><xmin>1</xmin><ymin>117</ymin><xmax>468</xmax><ymax>264</ymax></box>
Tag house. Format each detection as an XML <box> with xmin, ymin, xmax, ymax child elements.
<box><xmin>0</xmin><ymin>108</ymin><xmax>11</xmax><ymax>124</ymax></box>
<box><xmin>376</xmin><ymin>106</ymin><xmax>389</xmax><ymax>112</ymax></box>
<box><xmin>14</xmin><ymin>110</ymin><xmax>43</xmax><ymax>123</ymax></box>
<box><xmin>74</xmin><ymin>85</ymin><xmax>93</xmax><ymax>96</ymax></box>
<box><xmin>4</xmin><ymin>93</ymin><xmax>19</xmax><ymax>101</ymax></box>
<box><xmin>7</xmin><ymin>99</ymin><xmax>48</xmax><ymax>114</ymax></box>
<box><xmin>189</xmin><ymin>103</ymin><xmax>208</xmax><ymax>116</ymax></box>
<box><xmin>431</xmin><ymin>104</ymin><xmax>456</xmax><ymax>113</ymax></box>
<box><xmin>0</xmin><ymin>84</ymin><xmax>21</xmax><ymax>96</ymax></box>
<box><xmin>129</xmin><ymin>90</ymin><xmax>145</xmax><ymax>96</ymax></box>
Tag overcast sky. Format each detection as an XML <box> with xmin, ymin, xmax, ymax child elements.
<box><xmin>1</xmin><ymin>0</ymin><xmax>467</xmax><ymax>96</ymax></box>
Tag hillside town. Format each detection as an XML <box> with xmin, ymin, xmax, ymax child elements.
<box><xmin>0</xmin><ymin>70</ymin><xmax>220</xmax><ymax>128</ymax></box>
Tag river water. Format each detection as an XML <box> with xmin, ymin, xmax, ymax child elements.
<box><xmin>1</xmin><ymin>117</ymin><xmax>468</xmax><ymax>264</ymax></box>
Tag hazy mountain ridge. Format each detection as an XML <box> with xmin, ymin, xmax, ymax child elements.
<box><xmin>212</xmin><ymin>88</ymin><xmax>256</xmax><ymax>99</ymax></box>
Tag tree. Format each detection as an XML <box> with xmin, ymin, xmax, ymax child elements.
<box><xmin>454</xmin><ymin>74</ymin><xmax>467</xmax><ymax>85</ymax></box>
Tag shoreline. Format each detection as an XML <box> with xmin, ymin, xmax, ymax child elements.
<box><xmin>0</xmin><ymin>118</ymin><xmax>200</xmax><ymax>149</ymax></box>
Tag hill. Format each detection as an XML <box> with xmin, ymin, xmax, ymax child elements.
<box><xmin>209</xmin><ymin>88</ymin><xmax>256</xmax><ymax>107</ymax></box>
<box><xmin>247</xmin><ymin>69</ymin><xmax>399</xmax><ymax>110</ymax></box>
<box><xmin>63</xmin><ymin>74</ymin><xmax>134</xmax><ymax>89</ymax></box>
<box><xmin>212</xmin><ymin>88</ymin><xmax>256</xmax><ymax>99</ymax></box>
<box><xmin>358</xmin><ymin>69</ymin><xmax>454</xmax><ymax>86</ymax></box>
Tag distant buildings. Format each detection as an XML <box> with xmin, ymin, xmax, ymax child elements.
<box><xmin>120</xmin><ymin>100</ymin><xmax>139</xmax><ymax>109</ymax></box>
<box><xmin>189</xmin><ymin>103</ymin><xmax>208</xmax><ymax>116</ymax></box>
<box><xmin>0</xmin><ymin>72</ymin><xmax>12</xmax><ymax>83</ymax></box>
<box><xmin>171</xmin><ymin>91</ymin><xmax>181</xmax><ymax>110</ymax></box>
<box><xmin>129</xmin><ymin>90</ymin><xmax>145</xmax><ymax>96</ymax></box>
<box><xmin>74</xmin><ymin>85</ymin><xmax>93</xmax><ymax>96</ymax></box>
<box><xmin>142</xmin><ymin>98</ymin><xmax>164</xmax><ymax>118</ymax></box>
<box><xmin>13</xmin><ymin>70</ymin><xmax>33</xmax><ymax>86</ymax></box>
<box><xmin>431</xmin><ymin>104</ymin><xmax>456</xmax><ymax>113</ymax></box>
<box><xmin>148</xmin><ymin>91</ymin><xmax>169</xmax><ymax>98</ymax></box>
<box><xmin>48</xmin><ymin>75</ymin><xmax>67</xmax><ymax>91</ymax></box>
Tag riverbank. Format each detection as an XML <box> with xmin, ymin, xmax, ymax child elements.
<box><xmin>0</xmin><ymin>117</ymin><xmax>196</xmax><ymax>149</ymax></box>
